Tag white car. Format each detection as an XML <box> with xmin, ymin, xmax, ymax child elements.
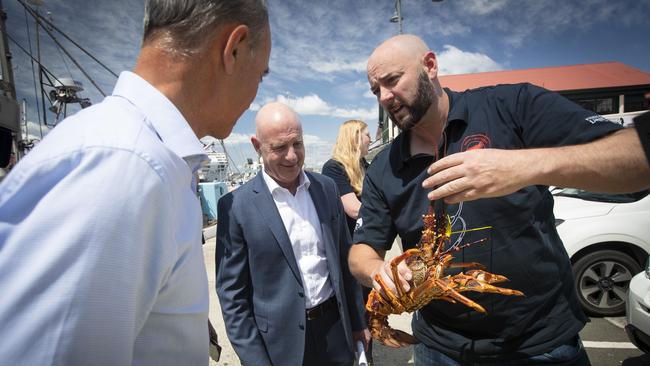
<box><xmin>626</xmin><ymin>258</ymin><xmax>650</xmax><ymax>353</ymax></box>
<box><xmin>553</xmin><ymin>188</ymin><xmax>650</xmax><ymax>316</ymax></box>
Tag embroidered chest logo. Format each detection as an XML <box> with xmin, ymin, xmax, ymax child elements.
<box><xmin>354</xmin><ymin>218</ymin><xmax>363</xmax><ymax>233</ymax></box>
<box><xmin>461</xmin><ymin>133</ymin><xmax>491</xmax><ymax>152</ymax></box>
<box><xmin>585</xmin><ymin>115</ymin><xmax>613</xmax><ymax>125</ymax></box>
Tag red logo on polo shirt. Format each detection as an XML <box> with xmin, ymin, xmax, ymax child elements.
<box><xmin>461</xmin><ymin>134</ymin><xmax>491</xmax><ymax>151</ymax></box>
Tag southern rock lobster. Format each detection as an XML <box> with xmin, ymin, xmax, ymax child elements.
<box><xmin>366</xmin><ymin>201</ymin><xmax>524</xmax><ymax>347</ymax></box>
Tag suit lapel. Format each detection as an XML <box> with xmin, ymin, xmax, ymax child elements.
<box><xmin>252</xmin><ymin>174</ymin><xmax>304</xmax><ymax>286</ymax></box>
<box><xmin>307</xmin><ymin>174</ymin><xmax>341</xmax><ymax>286</ymax></box>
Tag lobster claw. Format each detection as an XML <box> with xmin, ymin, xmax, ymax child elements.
<box><xmin>368</xmin><ymin>313</ymin><xmax>419</xmax><ymax>348</ymax></box>
<box><xmin>380</xmin><ymin>328</ymin><xmax>419</xmax><ymax>348</ymax></box>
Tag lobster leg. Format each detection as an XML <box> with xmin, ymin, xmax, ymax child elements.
<box><xmin>450</xmin><ymin>272</ymin><xmax>524</xmax><ymax>297</ymax></box>
<box><xmin>447</xmin><ymin>262</ymin><xmax>487</xmax><ymax>271</ymax></box>
<box><xmin>374</xmin><ymin>273</ymin><xmax>407</xmax><ymax>313</ymax></box>
<box><xmin>365</xmin><ymin>290</ymin><xmax>392</xmax><ymax>313</ymax></box>
<box><xmin>388</xmin><ymin>249</ymin><xmax>421</xmax><ymax>309</ymax></box>
<box><xmin>466</xmin><ymin>269</ymin><xmax>510</xmax><ymax>284</ymax></box>
<box><xmin>365</xmin><ymin>292</ymin><xmax>419</xmax><ymax>347</ymax></box>
<box><xmin>437</xmin><ymin>286</ymin><xmax>488</xmax><ymax>313</ymax></box>
<box><xmin>410</xmin><ymin>276</ymin><xmax>488</xmax><ymax>313</ymax></box>
<box><xmin>368</xmin><ymin>312</ymin><xmax>419</xmax><ymax>348</ymax></box>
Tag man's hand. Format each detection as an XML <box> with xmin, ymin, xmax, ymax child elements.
<box><xmin>353</xmin><ymin>329</ymin><xmax>371</xmax><ymax>351</ymax></box>
<box><xmin>423</xmin><ymin>149</ymin><xmax>532</xmax><ymax>203</ymax></box>
<box><xmin>371</xmin><ymin>259</ymin><xmax>412</xmax><ymax>295</ymax></box>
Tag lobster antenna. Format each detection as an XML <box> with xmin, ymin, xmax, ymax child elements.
<box><xmin>450</xmin><ymin>225</ymin><xmax>492</xmax><ymax>235</ymax></box>
<box><xmin>442</xmin><ymin>237</ymin><xmax>489</xmax><ymax>255</ymax></box>
<box><xmin>429</xmin><ymin>129</ymin><xmax>448</xmax><ymax>213</ymax></box>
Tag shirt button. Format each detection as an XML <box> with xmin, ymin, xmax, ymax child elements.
<box><xmin>299</xmin><ymin>323</ymin><xmax>305</xmax><ymax>330</ymax></box>
<box><xmin>298</xmin><ymin>292</ymin><xmax>304</xmax><ymax>297</ymax></box>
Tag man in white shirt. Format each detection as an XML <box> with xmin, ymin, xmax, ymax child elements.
<box><xmin>0</xmin><ymin>1</ymin><xmax>271</xmax><ymax>365</ymax></box>
<box><xmin>216</xmin><ymin>102</ymin><xmax>370</xmax><ymax>365</ymax></box>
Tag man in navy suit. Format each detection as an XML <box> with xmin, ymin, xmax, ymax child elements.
<box><xmin>216</xmin><ymin>102</ymin><xmax>369</xmax><ymax>365</ymax></box>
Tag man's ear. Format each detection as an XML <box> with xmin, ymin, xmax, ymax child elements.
<box><xmin>251</xmin><ymin>135</ymin><xmax>261</xmax><ymax>154</ymax></box>
<box><xmin>422</xmin><ymin>51</ymin><xmax>438</xmax><ymax>79</ymax></box>
<box><xmin>223</xmin><ymin>24</ymin><xmax>250</xmax><ymax>75</ymax></box>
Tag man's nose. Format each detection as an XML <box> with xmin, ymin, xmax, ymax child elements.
<box><xmin>285</xmin><ymin>147</ymin><xmax>298</xmax><ymax>162</ymax></box>
<box><xmin>379</xmin><ymin>86</ymin><xmax>393</xmax><ymax>107</ymax></box>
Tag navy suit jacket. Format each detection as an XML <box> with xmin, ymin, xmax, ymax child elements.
<box><xmin>216</xmin><ymin>172</ymin><xmax>366</xmax><ymax>366</ymax></box>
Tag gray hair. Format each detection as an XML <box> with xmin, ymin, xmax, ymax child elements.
<box><xmin>143</xmin><ymin>0</ymin><xmax>268</xmax><ymax>57</ymax></box>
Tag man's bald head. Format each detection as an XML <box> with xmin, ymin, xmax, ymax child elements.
<box><xmin>252</xmin><ymin>102</ymin><xmax>305</xmax><ymax>193</ymax></box>
<box><xmin>254</xmin><ymin>102</ymin><xmax>302</xmax><ymax>142</ymax></box>
<box><xmin>368</xmin><ymin>34</ymin><xmax>430</xmax><ymax>75</ymax></box>
<box><xmin>366</xmin><ymin>34</ymin><xmax>441</xmax><ymax>132</ymax></box>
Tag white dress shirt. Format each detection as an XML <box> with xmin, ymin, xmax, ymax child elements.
<box><xmin>0</xmin><ymin>71</ymin><xmax>209</xmax><ymax>365</ymax></box>
<box><xmin>262</xmin><ymin>170</ymin><xmax>334</xmax><ymax>308</ymax></box>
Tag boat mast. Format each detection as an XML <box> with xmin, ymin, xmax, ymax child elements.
<box><xmin>0</xmin><ymin>0</ymin><xmax>15</xmax><ymax>99</ymax></box>
<box><xmin>0</xmin><ymin>0</ymin><xmax>22</xmax><ymax>164</ymax></box>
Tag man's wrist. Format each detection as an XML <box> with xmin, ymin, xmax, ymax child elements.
<box><xmin>367</xmin><ymin>260</ymin><xmax>385</xmax><ymax>286</ymax></box>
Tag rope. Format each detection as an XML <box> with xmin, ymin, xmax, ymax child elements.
<box><xmin>17</xmin><ymin>0</ymin><xmax>118</xmax><ymax>78</ymax></box>
<box><xmin>23</xmin><ymin>6</ymin><xmax>41</xmax><ymax>133</ymax></box>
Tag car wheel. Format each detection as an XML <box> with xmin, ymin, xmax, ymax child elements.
<box><xmin>572</xmin><ymin>250</ymin><xmax>642</xmax><ymax>317</ymax></box>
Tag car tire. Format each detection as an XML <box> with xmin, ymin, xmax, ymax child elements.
<box><xmin>572</xmin><ymin>249</ymin><xmax>642</xmax><ymax>317</ymax></box>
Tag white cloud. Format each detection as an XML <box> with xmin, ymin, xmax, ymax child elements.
<box><xmin>303</xmin><ymin>134</ymin><xmax>329</xmax><ymax>146</ymax></box>
<box><xmin>265</xmin><ymin>0</ymin><xmax>388</xmax><ymax>83</ymax></box>
<box><xmin>437</xmin><ymin>45</ymin><xmax>503</xmax><ymax>75</ymax></box>
<box><xmin>326</xmin><ymin>79</ymin><xmax>376</xmax><ymax>103</ymax></box>
<box><xmin>271</xmin><ymin>94</ymin><xmax>377</xmax><ymax>121</ymax></box>
<box><xmin>465</xmin><ymin>0</ymin><xmax>650</xmax><ymax>48</ymax></box>
<box><xmin>223</xmin><ymin>133</ymin><xmax>253</xmax><ymax>145</ymax></box>
<box><xmin>249</xmin><ymin>102</ymin><xmax>261</xmax><ymax>111</ymax></box>
<box><xmin>363</xmin><ymin>90</ymin><xmax>375</xmax><ymax>99</ymax></box>
<box><xmin>462</xmin><ymin>0</ymin><xmax>508</xmax><ymax>16</ymax></box>
<box><xmin>202</xmin><ymin>133</ymin><xmax>252</xmax><ymax>147</ymax></box>
<box><xmin>308</xmin><ymin>60</ymin><xmax>366</xmax><ymax>74</ymax></box>
<box><xmin>277</xmin><ymin>94</ymin><xmax>329</xmax><ymax>115</ymax></box>
<box><xmin>353</xmin><ymin>79</ymin><xmax>377</xmax><ymax>100</ymax></box>
<box><xmin>302</xmin><ymin>134</ymin><xmax>333</xmax><ymax>170</ymax></box>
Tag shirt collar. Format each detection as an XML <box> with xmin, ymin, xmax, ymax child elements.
<box><xmin>394</xmin><ymin>130</ymin><xmax>412</xmax><ymax>168</ymax></box>
<box><xmin>445</xmin><ymin>88</ymin><xmax>469</xmax><ymax>124</ymax></box>
<box><xmin>393</xmin><ymin>88</ymin><xmax>468</xmax><ymax>171</ymax></box>
<box><xmin>111</xmin><ymin>71</ymin><xmax>208</xmax><ymax>169</ymax></box>
<box><xmin>261</xmin><ymin>169</ymin><xmax>310</xmax><ymax>195</ymax></box>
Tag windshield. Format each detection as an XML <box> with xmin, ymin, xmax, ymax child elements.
<box><xmin>552</xmin><ymin>188</ymin><xmax>650</xmax><ymax>203</ymax></box>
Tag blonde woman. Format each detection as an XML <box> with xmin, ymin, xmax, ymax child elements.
<box><xmin>322</xmin><ymin>120</ymin><xmax>372</xmax><ymax>235</ymax></box>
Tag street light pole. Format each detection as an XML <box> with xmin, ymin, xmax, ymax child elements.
<box><xmin>383</xmin><ymin>0</ymin><xmax>444</xmax><ymax>143</ymax></box>
<box><xmin>390</xmin><ymin>0</ymin><xmax>403</xmax><ymax>34</ymax></box>
<box><xmin>391</xmin><ymin>0</ymin><xmax>443</xmax><ymax>35</ymax></box>
<box><xmin>396</xmin><ymin>0</ymin><xmax>403</xmax><ymax>34</ymax></box>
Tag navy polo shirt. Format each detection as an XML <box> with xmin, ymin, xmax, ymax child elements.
<box><xmin>322</xmin><ymin>158</ymin><xmax>370</xmax><ymax>235</ymax></box>
<box><xmin>353</xmin><ymin>83</ymin><xmax>622</xmax><ymax>362</ymax></box>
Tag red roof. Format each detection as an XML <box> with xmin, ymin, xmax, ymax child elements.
<box><xmin>439</xmin><ymin>62</ymin><xmax>650</xmax><ymax>92</ymax></box>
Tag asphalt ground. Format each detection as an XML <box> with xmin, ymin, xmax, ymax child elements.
<box><xmin>202</xmin><ymin>235</ymin><xmax>649</xmax><ymax>365</ymax></box>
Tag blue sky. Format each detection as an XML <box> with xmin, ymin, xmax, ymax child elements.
<box><xmin>6</xmin><ymin>0</ymin><xmax>650</xmax><ymax>169</ymax></box>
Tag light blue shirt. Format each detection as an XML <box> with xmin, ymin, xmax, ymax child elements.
<box><xmin>0</xmin><ymin>71</ymin><xmax>210</xmax><ymax>365</ymax></box>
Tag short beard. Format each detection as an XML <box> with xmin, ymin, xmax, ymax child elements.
<box><xmin>390</xmin><ymin>70</ymin><xmax>435</xmax><ymax>131</ymax></box>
